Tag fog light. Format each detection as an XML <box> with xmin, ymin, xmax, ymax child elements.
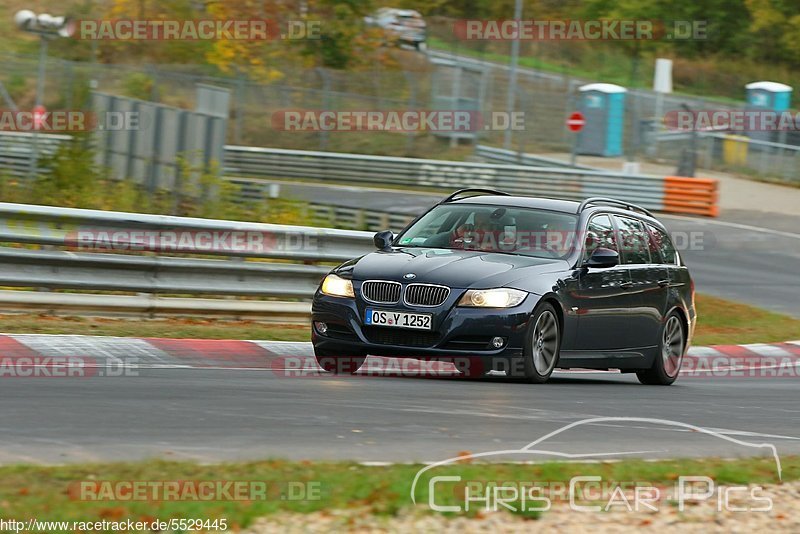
<box><xmin>315</xmin><ymin>321</ymin><xmax>328</xmax><ymax>334</ymax></box>
<box><xmin>491</xmin><ymin>336</ymin><xmax>505</xmax><ymax>349</ymax></box>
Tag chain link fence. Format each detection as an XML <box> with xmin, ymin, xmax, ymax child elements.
<box><xmin>2</xmin><ymin>48</ymin><xmax>799</xmax><ymax>183</ymax></box>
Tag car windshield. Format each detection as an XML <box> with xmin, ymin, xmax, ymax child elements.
<box><xmin>395</xmin><ymin>203</ymin><xmax>579</xmax><ymax>259</ymax></box>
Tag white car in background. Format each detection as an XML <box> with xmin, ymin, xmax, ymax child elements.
<box><xmin>365</xmin><ymin>8</ymin><xmax>427</xmax><ymax>50</ymax></box>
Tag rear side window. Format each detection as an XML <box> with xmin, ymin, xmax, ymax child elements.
<box><xmin>584</xmin><ymin>214</ymin><xmax>617</xmax><ymax>261</ymax></box>
<box><xmin>648</xmin><ymin>224</ymin><xmax>678</xmax><ymax>265</ymax></box>
<box><xmin>614</xmin><ymin>216</ymin><xmax>651</xmax><ymax>264</ymax></box>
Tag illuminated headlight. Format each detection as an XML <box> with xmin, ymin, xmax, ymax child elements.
<box><xmin>458</xmin><ymin>288</ymin><xmax>527</xmax><ymax>308</ymax></box>
<box><xmin>320</xmin><ymin>274</ymin><xmax>354</xmax><ymax>298</ymax></box>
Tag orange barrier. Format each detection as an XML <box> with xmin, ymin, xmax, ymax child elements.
<box><xmin>663</xmin><ymin>176</ymin><xmax>719</xmax><ymax>217</ymax></box>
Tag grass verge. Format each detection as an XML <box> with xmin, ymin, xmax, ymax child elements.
<box><xmin>0</xmin><ymin>294</ymin><xmax>797</xmax><ymax>346</ymax></box>
<box><xmin>0</xmin><ymin>456</ymin><xmax>794</xmax><ymax>527</ymax></box>
<box><xmin>693</xmin><ymin>294</ymin><xmax>800</xmax><ymax>346</ymax></box>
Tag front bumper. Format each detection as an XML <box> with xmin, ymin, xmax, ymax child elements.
<box><xmin>311</xmin><ymin>290</ymin><xmax>538</xmax><ymax>362</ymax></box>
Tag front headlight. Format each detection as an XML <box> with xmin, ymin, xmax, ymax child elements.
<box><xmin>320</xmin><ymin>274</ymin><xmax>354</xmax><ymax>298</ymax></box>
<box><xmin>458</xmin><ymin>288</ymin><xmax>527</xmax><ymax>308</ymax></box>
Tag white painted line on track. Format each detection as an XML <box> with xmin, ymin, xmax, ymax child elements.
<box><xmin>662</xmin><ymin>214</ymin><xmax>800</xmax><ymax>240</ymax></box>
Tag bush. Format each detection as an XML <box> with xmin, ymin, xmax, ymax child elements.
<box><xmin>0</xmin><ymin>138</ymin><xmax>313</xmax><ymax>226</ymax></box>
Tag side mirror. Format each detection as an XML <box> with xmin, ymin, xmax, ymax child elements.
<box><xmin>373</xmin><ymin>230</ymin><xmax>394</xmax><ymax>251</ymax></box>
<box><xmin>585</xmin><ymin>247</ymin><xmax>619</xmax><ymax>268</ymax></box>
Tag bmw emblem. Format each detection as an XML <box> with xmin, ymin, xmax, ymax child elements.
<box><xmin>403</xmin><ymin>273</ymin><xmax>416</xmax><ymax>280</ymax></box>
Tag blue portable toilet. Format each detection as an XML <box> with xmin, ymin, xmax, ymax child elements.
<box><xmin>576</xmin><ymin>83</ymin><xmax>627</xmax><ymax>157</ymax></box>
<box><xmin>745</xmin><ymin>81</ymin><xmax>792</xmax><ymax>142</ymax></box>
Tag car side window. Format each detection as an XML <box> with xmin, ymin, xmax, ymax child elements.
<box><xmin>584</xmin><ymin>214</ymin><xmax>617</xmax><ymax>261</ymax></box>
<box><xmin>614</xmin><ymin>216</ymin><xmax>651</xmax><ymax>265</ymax></box>
<box><xmin>648</xmin><ymin>224</ymin><xmax>678</xmax><ymax>265</ymax></box>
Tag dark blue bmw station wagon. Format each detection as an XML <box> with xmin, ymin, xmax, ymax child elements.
<box><xmin>311</xmin><ymin>189</ymin><xmax>696</xmax><ymax>385</ymax></box>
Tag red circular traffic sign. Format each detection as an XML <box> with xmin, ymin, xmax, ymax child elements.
<box><xmin>566</xmin><ymin>111</ymin><xmax>585</xmax><ymax>132</ymax></box>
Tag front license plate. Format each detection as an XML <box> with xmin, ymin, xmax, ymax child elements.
<box><xmin>364</xmin><ymin>308</ymin><xmax>432</xmax><ymax>330</ymax></box>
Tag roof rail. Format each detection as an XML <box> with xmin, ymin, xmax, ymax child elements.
<box><xmin>441</xmin><ymin>188</ymin><xmax>511</xmax><ymax>203</ymax></box>
<box><xmin>578</xmin><ymin>197</ymin><xmax>654</xmax><ymax>217</ymax></box>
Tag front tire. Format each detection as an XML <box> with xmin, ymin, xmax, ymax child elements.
<box><xmin>522</xmin><ymin>303</ymin><xmax>561</xmax><ymax>384</ymax></box>
<box><xmin>637</xmin><ymin>313</ymin><xmax>685</xmax><ymax>385</ymax></box>
<box><xmin>314</xmin><ymin>348</ymin><xmax>366</xmax><ymax>374</ymax></box>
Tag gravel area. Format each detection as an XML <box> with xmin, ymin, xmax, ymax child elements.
<box><xmin>244</xmin><ymin>482</ymin><xmax>800</xmax><ymax>533</ymax></box>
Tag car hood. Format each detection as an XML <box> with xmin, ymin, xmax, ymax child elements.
<box><xmin>337</xmin><ymin>248</ymin><xmax>568</xmax><ymax>290</ymax></box>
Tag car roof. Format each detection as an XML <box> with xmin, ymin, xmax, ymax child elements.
<box><xmin>449</xmin><ymin>194</ymin><xmax>666</xmax><ymax>229</ymax></box>
<box><xmin>450</xmin><ymin>194</ymin><xmax>581</xmax><ymax>213</ymax></box>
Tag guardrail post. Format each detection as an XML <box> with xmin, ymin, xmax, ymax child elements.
<box><xmin>326</xmin><ymin>205</ymin><xmax>336</xmax><ymax>227</ymax></box>
<box><xmin>379</xmin><ymin>213</ymin><xmax>390</xmax><ymax>231</ymax></box>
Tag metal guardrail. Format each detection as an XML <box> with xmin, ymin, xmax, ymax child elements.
<box><xmin>0</xmin><ymin>202</ymin><xmax>375</xmax><ymax>320</ymax></box>
<box><xmin>223</xmin><ymin>145</ymin><xmax>669</xmax><ymax>211</ymax></box>
<box><xmin>475</xmin><ymin>145</ymin><xmax>599</xmax><ymax>170</ymax></box>
<box><xmin>0</xmin><ymin>202</ymin><xmax>372</xmax><ymax>262</ymax></box>
<box><xmin>227</xmin><ymin>176</ymin><xmax>416</xmax><ymax>231</ymax></box>
<box><xmin>1</xmin><ymin>132</ymin><xmax>719</xmax><ymax>217</ymax></box>
<box><xmin>0</xmin><ymin>131</ymin><xmax>71</xmax><ymax>178</ymax></box>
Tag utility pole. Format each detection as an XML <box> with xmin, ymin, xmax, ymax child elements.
<box><xmin>503</xmin><ymin>0</ymin><xmax>523</xmax><ymax>151</ymax></box>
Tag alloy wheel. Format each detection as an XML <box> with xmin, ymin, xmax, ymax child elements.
<box><xmin>662</xmin><ymin>315</ymin><xmax>684</xmax><ymax>378</ymax></box>
<box><xmin>532</xmin><ymin>310</ymin><xmax>559</xmax><ymax>375</ymax></box>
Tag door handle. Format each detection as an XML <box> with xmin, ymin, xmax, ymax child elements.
<box><xmin>620</xmin><ymin>281</ymin><xmax>633</xmax><ymax>289</ymax></box>
<box><xmin>657</xmin><ymin>279</ymin><xmax>670</xmax><ymax>287</ymax></box>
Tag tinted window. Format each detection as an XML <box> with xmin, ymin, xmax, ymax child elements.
<box><xmin>614</xmin><ymin>216</ymin><xmax>651</xmax><ymax>265</ymax></box>
<box><xmin>648</xmin><ymin>224</ymin><xmax>678</xmax><ymax>265</ymax></box>
<box><xmin>396</xmin><ymin>203</ymin><xmax>579</xmax><ymax>259</ymax></box>
<box><xmin>584</xmin><ymin>214</ymin><xmax>617</xmax><ymax>261</ymax></box>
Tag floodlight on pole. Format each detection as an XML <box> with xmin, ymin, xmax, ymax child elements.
<box><xmin>13</xmin><ymin>9</ymin><xmax>75</xmax><ymax>180</ymax></box>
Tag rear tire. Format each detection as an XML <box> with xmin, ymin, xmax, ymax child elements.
<box><xmin>314</xmin><ymin>348</ymin><xmax>366</xmax><ymax>374</ymax></box>
<box><xmin>522</xmin><ymin>303</ymin><xmax>561</xmax><ymax>384</ymax></box>
<box><xmin>637</xmin><ymin>313</ymin><xmax>685</xmax><ymax>385</ymax></box>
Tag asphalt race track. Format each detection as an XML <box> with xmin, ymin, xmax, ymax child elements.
<box><xmin>0</xmin><ymin>343</ymin><xmax>798</xmax><ymax>465</ymax></box>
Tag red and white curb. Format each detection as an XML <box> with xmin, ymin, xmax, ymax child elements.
<box><xmin>0</xmin><ymin>334</ymin><xmax>798</xmax><ymax>378</ymax></box>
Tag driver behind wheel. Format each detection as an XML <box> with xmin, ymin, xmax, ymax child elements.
<box><xmin>450</xmin><ymin>210</ymin><xmax>516</xmax><ymax>251</ymax></box>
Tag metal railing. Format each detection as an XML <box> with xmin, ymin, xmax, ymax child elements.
<box><xmin>2</xmin><ymin>132</ymin><xmax>711</xmax><ymax>214</ymax></box>
<box><xmin>223</xmin><ymin>145</ymin><xmax>667</xmax><ymax>210</ymax></box>
<box><xmin>652</xmin><ymin>131</ymin><xmax>800</xmax><ymax>182</ymax></box>
<box><xmin>227</xmin><ymin>176</ymin><xmax>416</xmax><ymax>231</ymax></box>
<box><xmin>0</xmin><ymin>202</ymin><xmax>375</xmax><ymax>320</ymax></box>
<box><xmin>475</xmin><ymin>145</ymin><xmax>599</xmax><ymax>170</ymax></box>
<box><xmin>0</xmin><ymin>131</ymin><xmax>71</xmax><ymax>177</ymax></box>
